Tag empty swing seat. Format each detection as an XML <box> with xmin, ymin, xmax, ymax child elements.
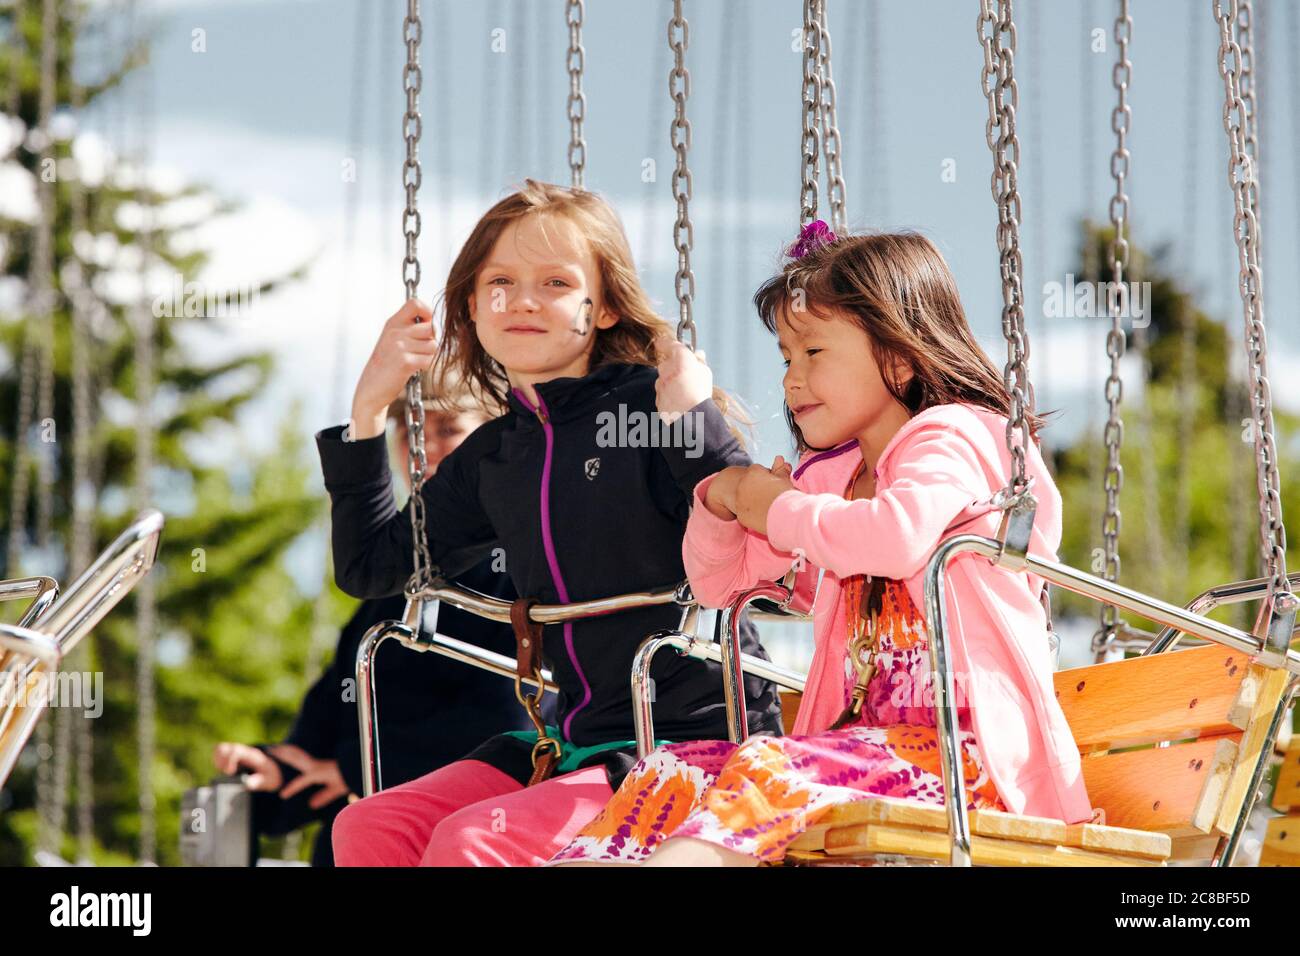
<box><xmin>780</xmin><ymin>642</ymin><xmax>1294</xmax><ymax>866</ymax></box>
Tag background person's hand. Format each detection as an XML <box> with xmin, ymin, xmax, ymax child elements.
<box><xmin>654</xmin><ymin>337</ymin><xmax>713</xmax><ymax>423</ymax></box>
<box><xmin>270</xmin><ymin>744</ymin><xmax>351</xmax><ymax>810</ymax></box>
<box><xmin>350</xmin><ymin>298</ymin><xmax>439</xmax><ymax>439</ymax></box>
<box><xmin>212</xmin><ymin>741</ymin><xmax>283</xmax><ymax>792</ymax></box>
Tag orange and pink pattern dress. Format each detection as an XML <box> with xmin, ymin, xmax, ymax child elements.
<box><xmin>546</xmin><ymin>464</ymin><xmax>1007</xmax><ymax>866</ymax></box>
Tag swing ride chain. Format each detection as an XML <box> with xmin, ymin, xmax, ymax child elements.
<box><xmin>566</xmin><ymin>0</ymin><xmax>586</xmax><ymax>188</ymax></box>
<box><xmin>1236</xmin><ymin>0</ymin><xmax>1258</xmax><ymax>222</ymax></box>
<box><xmin>814</xmin><ymin>0</ymin><xmax>848</xmax><ymax>236</ymax></box>
<box><xmin>1213</xmin><ymin>0</ymin><xmax>1292</xmax><ymax>613</ymax></box>
<box><xmin>1097</xmin><ymin>0</ymin><xmax>1132</xmax><ymax>646</ymax></box>
<box><xmin>669</xmin><ymin>0</ymin><xmax>696</xmax><ymax>351</ymax></box>
<box><xmin>400</xmin><ymin>0</ymin><xmax>436</xmax><ymax>594</ymax></box>
<box><xmin>799</xmin><ymin>0</ymin><xmax>822</xmax><ymax>227</ymax></box>
<box><xmin>976</xmin><ymin>0</ymin><xmax>1031</xmax><ymax>499</ymax></box>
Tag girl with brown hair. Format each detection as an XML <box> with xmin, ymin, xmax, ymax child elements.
<box><xmin>317</xmin><ymin>179</ymin><xmax>782</xmax><ymax>866</ymax></box>
<box><xmin>549</xmin><ymin>223</ymin><xmax>1093</xmax><ymax>867</ymax></box>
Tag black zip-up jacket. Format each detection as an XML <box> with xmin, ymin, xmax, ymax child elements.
<box><xmin>316</xmin><ymin>362</ymin><xmax>782</xmax><ymax>760</ymax></box>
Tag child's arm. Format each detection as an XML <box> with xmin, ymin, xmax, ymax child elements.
<box><xmin>682</xmin><ymin>470</ymin><xmax>802</xmax><ymax>608</ymax></box>
<box><xmin>763</xmin><ymin>424</ymin><xmax>988</xmax><ymax>581</ymax></box>
<box><xmin>316</xmin><ymin>427</ymin><xmax>497</xmax><ymax>599</ymax></box>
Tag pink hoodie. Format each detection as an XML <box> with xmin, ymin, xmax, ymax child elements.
<box><xmin>683</xmin><ymin>402</ymin><xmax>1094</xmax><ymax>824</ymax></box>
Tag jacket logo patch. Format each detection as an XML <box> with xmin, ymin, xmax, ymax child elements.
<box><xmin>584</xmin><ymin>457</ymin><xmax>601</xmax><ymax>480</ymax></box>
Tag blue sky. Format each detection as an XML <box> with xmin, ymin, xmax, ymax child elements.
<box><xmin>85</xmin><ymin>0</ymin><xmax>1300</xmax><ymax>458</ymax></box>
<box><xmin>52</xmin><ymin>0</ymin><xmax>1300</xmax><ymax>658</ymax></box>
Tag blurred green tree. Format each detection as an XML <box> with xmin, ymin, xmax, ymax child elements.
<box><xmin>0</xmin><ymin>1</ymin><xmax>354</xmax><ymax>865</ymax></box>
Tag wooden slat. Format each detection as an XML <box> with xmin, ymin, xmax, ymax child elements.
<box><xmin>1079</xmin><ymin>736</ymin><xmax>1239</xmax><ymax>836</ymax></box>
<box><xmin>1259</xmin><ymin>815</ymin><xmax>1300</xmax><ymax>867</ymax></box>
<box><xmin>822</xmin><ymin>824</ymin><xmax>1163</xmax><ymax>867</ymax></box>
<box><xmin>1054</xmin><ymin>644</ymin><xmax>1249</xmax><ymax>753</ymax></box>
<box><xmin>790</xmin><ymin>795</ymin><xmax>1169</xmax><ymax>859</ymax></box>
<box><xmin>809</xmin><ymin>794</ymin><xmax>1066</xmax><ymax>845</ymax></box>
<box><xmin>1063</xmin><ymin>821</ymin><xmax>1171</xmax><ymax>860</ymax></box>
<box><xmin>1169</xmin><ymin>833</ymin><xmax>1222</xmax><ymax>863</ymax></box>
<box><xmin>1270</xmin><ymin>738</ymin><xmax>1300</xmax><ymax>813</ymax></box>
<box><xmin>1214</xmin><ymin>663</ymin><xmax>1292</xmax><ymax>836</ymax></box>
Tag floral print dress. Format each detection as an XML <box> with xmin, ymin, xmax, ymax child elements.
<box><xmin>546</xmin><ymin>462</ymin><xmax>1007</xmax><ymax>866</ymax></box>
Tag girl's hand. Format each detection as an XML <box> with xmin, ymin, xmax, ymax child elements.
<box><xmin>270</xmin><ymin>744</ymin><xmax>352</xmax><ymax>810</ymax></box>
<box><xmin>733</xmin><ymin>458</ymin><xmax>797</xmax><ymax>535</ymax></box>
<box><xmin>703</xmin><ymin>465</ymin><xmax>747</xmax><ymax>520</ymax></box>
<box><xmin>654</xmin><ymin>338</ymin><xmax>713</xmax><ymax>423</ymax></box>
<box><xmin>350</xmin><ymin>298</ymin><xmax>439</xmax><ymax>439</ymax></box>
<box><xmin>212</xmin><ymin>741</ymin><xmax>283</xmax><ymax>792</ymax></box>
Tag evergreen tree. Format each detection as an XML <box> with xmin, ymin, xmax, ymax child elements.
<box><xmin>0</xmin><ymin>1</ymin><xmax>353</xmax><ymax>864</ymax></box>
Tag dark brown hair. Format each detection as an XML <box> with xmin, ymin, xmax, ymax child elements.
<box><xmin>753</xmin><ymin>230</ymin><xmax>1045</xmax><ymax>454</ymax></box>
<box><xmin>430</xmin><ymin>178</ymin><xmax>746</xmax><ymax>433</ymax></box>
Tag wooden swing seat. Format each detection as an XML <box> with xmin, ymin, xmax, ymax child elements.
<box><xmin>1261</xmin><ymin>735</ymin><xmax>1300</xmax><ymax>866</ymax></box>
<box><xmin>779</xmin><ymin>641</ymin><xmax>1293</xmax><ymax>867</ymax></box>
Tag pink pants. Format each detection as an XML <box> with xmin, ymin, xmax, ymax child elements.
<box><xmin>332</xmin><ymin>759</ymin><xmax>613</xmax><ymax>867</ymax></box>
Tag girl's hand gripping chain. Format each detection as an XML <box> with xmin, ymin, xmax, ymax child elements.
<box><xmin>350</xmin><ymin>298</ymin><xmax>440</xmax><ymax>440</ymax></box>
<box><xmin>654</xmin><ymin>337</ymin><xmax>713</xmax><ymax>424</ymax></box>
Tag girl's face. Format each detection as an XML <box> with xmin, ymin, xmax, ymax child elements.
<box><xmin>393</xmin><ymin>409</ymin><xmax>488</xmax><ymax>485</ymax></box>
<box><xmin>777</xmin><ymin>305</ymin><xmax>911</xmax><ymax>451</ymax></box>
<box><xmin>468</xmin><ymin>214</ymin><xmax>618</xmax><ymax>389</ymax></box>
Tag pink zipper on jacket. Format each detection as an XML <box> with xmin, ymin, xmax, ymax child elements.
<box><xmin>512</xmin><ymin>385</ymin><xmax>591</xmax><ymax>740</ymax></box>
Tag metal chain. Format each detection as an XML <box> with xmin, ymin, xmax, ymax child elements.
<box><xmin>1236</xmin><ymin>0</ymin><xmax>1259</xmax><ymax>231</ymax></box>
<box><xmin>1097</xmin><ymin>0</ymin><xmax>1131</xmax><ymax>648</ymax></box>
<box><xmin>5</xmin><ymin>0</ymin><xmax>38</xmax><ymax>578</ymax></box>
<box><xmin>566</xmin><ymin>0</ymin><xmax>585</xmax><ymax>188</ymax></box>
<box><xmin>799</xmin><ymin>0</ymin><xmax>821</xmax><ymax>226</ymax></box>
<box><xmin>976</xmin><ymin>0</ymin><xmax>1031</xmax><ymax>497</ymax></box>
<box><xmin>131</xmin><ymin>0</ymin><xmax>158</xmax><ymax>860</ymax></box>
<box><xmin>400</xmin><ymin>0</ymin><xmax>435</xmax><ymax>595</ymax></box>
<box><xmin>27</xmin><ymin>0</ymin><xmax>60</xmax><ymax>857</ymax></box>
<box><xmin>1</xmin><ymin>0</ymin><xmax>24</xmax><ymax>277</ymax></box>
<box><xmin>1174</xmin><ymin>8</ymin><xmax>1203</xmax><ymax>608</ymax></box>
<box><xmin>814</xmin><ymin>0</ymin><xmax>847</xmax><ymax>236</ymax></box>
<box><xmin>668</xmin><ymin>0</ymin><xmax>695</xmax><ymax>351</ymax></box>
<box><xmin>1213</xmin><ymin>0</ymin><xmax>1290</xmax><ymax>605</ymax></box>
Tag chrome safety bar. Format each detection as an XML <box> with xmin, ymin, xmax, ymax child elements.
<box><xmin>0</xmin><ymin>510</ymin><xmax>164</xmax><ymax>791</ymax></box>
<box><xmin>631</xmin><ymin>627</ymin><xmax>808</xmax><ymax>759</ymax></box>
<box><xmin>358</xmin><ymin>580</ymin><xmax>698</xmax><ymax>796</ymax></box>
<box><xmin>1145</xmin><ymin>570</ymin><xmax>1300</xmax><ymax>655</ymax></box>
<box><xmin>706</xmin><ymin>538</ymin><xmax>1300</xmax><ymax>868</ymax></box>
<box><xmin>920</xmin><ymin>535</ymin><xmax>1299</xmax><ymax>868</ymax></box>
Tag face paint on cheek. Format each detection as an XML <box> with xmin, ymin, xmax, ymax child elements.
<box><xmin>571</xmin><ymin>297</ymin><xmax>594</xmax><ymax>336</ymax></box>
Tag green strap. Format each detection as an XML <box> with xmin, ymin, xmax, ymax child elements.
<box><xmin>502</xmin><ymin>728</ymin><xmax>671</xmax><ymax>774</ymax></box>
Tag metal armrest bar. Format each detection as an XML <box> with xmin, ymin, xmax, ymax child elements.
<box><xmin>631</xmin><ymin>628</ymin><xmax>808</xmax><ymax>758</ymax></box>
<box><xmin>0</xmin><ymin>623</ymin><xmax>61</xmax><ymax>666</ymax></box>
<box><xmin>409</xmin><ymin>580</ymin><xmax>689</xmax><ymax>625</ymax></box>
<box><xmin>0</xmin><ymin>576</ymin><xmax>60</xmax><ymax>627</ymax></box>
<box><xmin>925</xmin><ymin>534</ymin><xmax>1300</xmax><ymax>869</ymax></box>
<box><xmin>358</xmin><ymin>580</ymin><xmax>693</xmax><ymax>796</ymax></box>
<box><xmin>38</xmin><ymin>510</ymin><xmax>164</xmax><ymax>656</ymax></box>
<box><xmin>357</xmin><ymin>619</ymin><xmax>560</xmax><ymax>796</ymax></box>
<box><xmin>1145</xmin><ymin>570</ymin><xmax>1300</xmax><ymax>656</ymax></box>
<box><xmin>0</xmin><ymin>511</ymin><xmax>164</xmax><ymax>793</ymax></box>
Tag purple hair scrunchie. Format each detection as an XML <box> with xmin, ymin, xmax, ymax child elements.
<box><xmin>786</xmin><ymin>218</ymin><xmax>838</xmax><ymax>259</ymax></box>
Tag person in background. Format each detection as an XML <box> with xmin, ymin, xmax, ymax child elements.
<box><xmin>212</xmin><ymin>390</ymin><xmax>551</xmax><ymax>866</ymax></box>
